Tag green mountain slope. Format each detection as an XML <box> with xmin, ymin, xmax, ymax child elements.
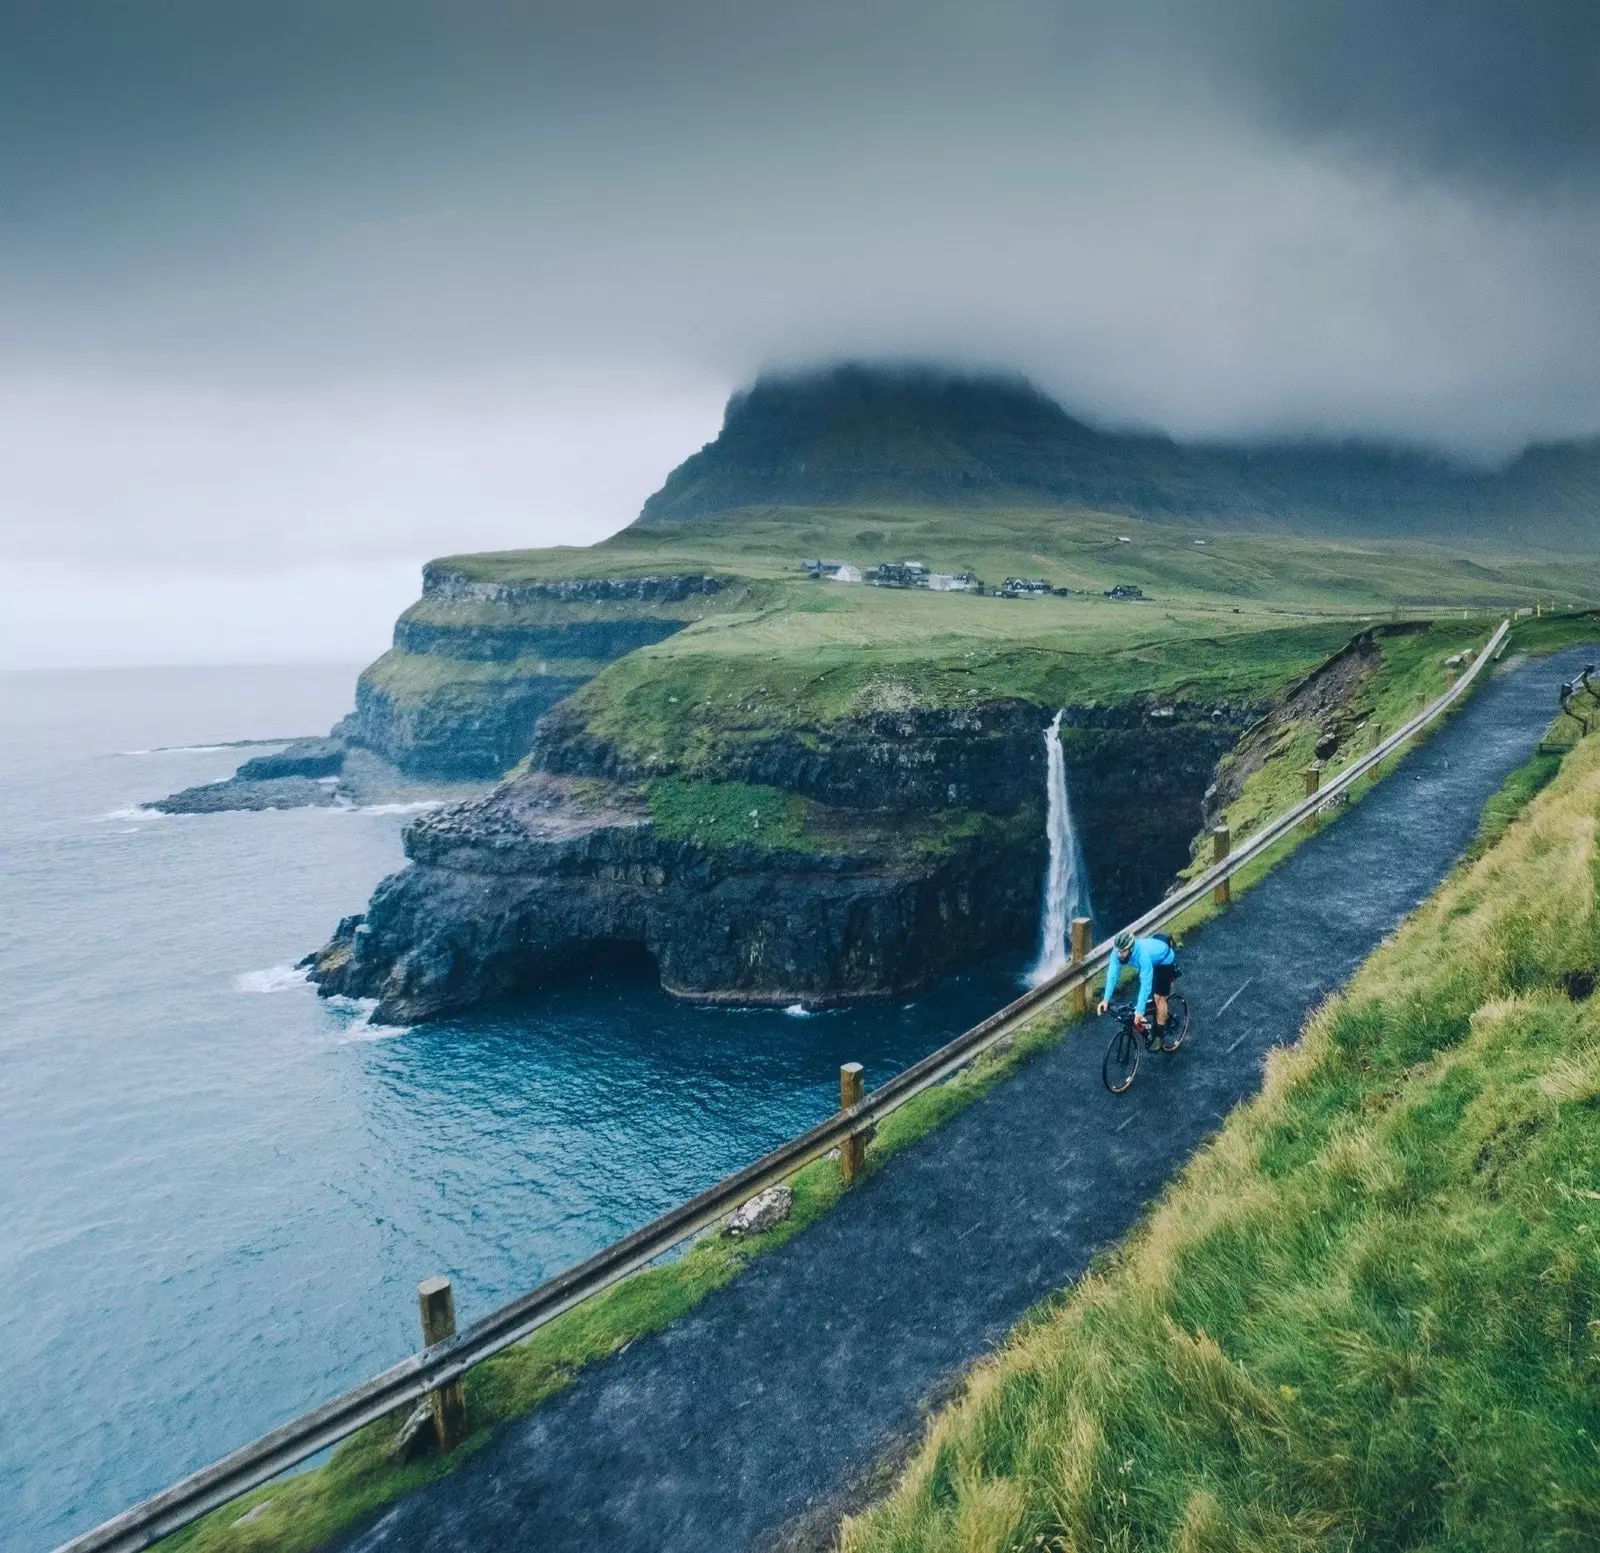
<box><xmin>637</xmin><ymin>363</ymin><xmax>1600</xmax><ymax>547</ymax></box>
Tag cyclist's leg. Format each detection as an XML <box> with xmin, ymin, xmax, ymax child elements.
<box><xmin>1152</xmin><ymin>963</ymin><xmax>1176</xmax><ymax>1038</ymax></box>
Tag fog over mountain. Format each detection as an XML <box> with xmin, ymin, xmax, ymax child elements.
<box><xmin>4</xmin><ymin>2</ymin><xmax>1599</xmax><ymax>665</ymax></box>
<box><xmin>639</xmin><ymin>364</ymin><xmax>1600</xmax><ymax>545</ymax></box>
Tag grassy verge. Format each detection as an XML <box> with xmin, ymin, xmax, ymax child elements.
<box><xmin>840</xmin><ymin>732</ymin><xmax>1600</xmax><ymax>1552</ymax></box>
<box><xmin>1163</xmin><ymin>617</ymin><xmax>1496</xmax><ymax>941</ymax></box>
<box><xmin>157</xmin><ymin>999</ymin><xmax>1081</xmax><ymax>1552</ymax></box>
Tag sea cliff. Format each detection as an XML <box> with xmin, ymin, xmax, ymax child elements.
<box><xmin>298</xmin><ymin>365</ymin><xmax>1485</xmax><ymax>1018</ymax></box>
<box><xmin>310</xmin><ymin>696</ymin><xmax>1249</xmax><ymax>1023</ymax></box>
<box><xmin>338</xmin><ymin>566</ymin><xmax>731</xmax><ymax>777</ymax></box>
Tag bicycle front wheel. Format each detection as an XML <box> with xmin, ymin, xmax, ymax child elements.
<box><xmin>1102</xmin><ymin>1024</ymin><xmax>1140</xmax><ymax>1093</ymax></box>
<box><xmin>1161</xmin><ymin>993</ymin><xmax>1191</xmax><ymax>1052</ymax></box>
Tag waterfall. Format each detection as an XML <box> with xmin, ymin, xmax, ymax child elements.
<box><xmin>1029</xmin><ymin>710</ymin><xmax>1092</xmax><ymax>987</ymax></box>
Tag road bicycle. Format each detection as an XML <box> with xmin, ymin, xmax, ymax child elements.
<box><xmin>1101</xmin><ymin>982</ymin><xmax>1191</xmax><ymax>1094</ymax></box>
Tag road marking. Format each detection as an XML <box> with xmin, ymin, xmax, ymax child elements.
<box><xmin>1224</xmin><ymin>1030</ymin><xmax>1252</xmax><ymax>1055</ymax></box>
<box><xmin>1115</xmin><ymin>1112</ymin><xmax>1137</xmax><ymax>1133</ymax></box>
<box><xmin>1216</xmin><ymin>976</ymin><xmax>1254</xmax><ymax>1018</ymax></box>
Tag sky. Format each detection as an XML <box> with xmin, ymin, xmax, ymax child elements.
<box><xmin>3</xmin><ymin>1</ymin><xmax>1599</xmax><ymax>668</ymax></box>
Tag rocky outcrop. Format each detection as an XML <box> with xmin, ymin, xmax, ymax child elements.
<box><xmin>309</xmin><ymin>773</ymin><xmax>1042</xmax><ymax>1022</ymax></box>
<box><xmin>156</xmin><ymin>774</ymin><xmax>342</xmax><ymax>814</ymax></box>
<box><xmin>341</xmin><ymin>669</ymin><xmax>590</xmax><ymax>779</ymax></box>
<box><xmin>233</xmin><ymin>737</ymin><xmax>347</xmax><ymax>782</ymax></box>
<box><xmin>308</xmin><ymin>691</ymin><xmax>1256</xmax><ymax>1020</ymax></box>
<box><xmin>152</xmin><ymin>740</ymin><xmax>487</xmax><ymax>816</ymax></box>
<box><xmin>338</xmin><ymin>573</ymin><xmax>729</xmax><ymax>777</ymax></box>
<box><xmin>418</xmin><ymin>567</ymin><xmax>726</xmax><ymax>606</ymax></box>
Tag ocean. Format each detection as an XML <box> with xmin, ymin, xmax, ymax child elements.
<box><xmin>0</xmin><ymin>666</ymin><xmax>1025</xmax><ymax>1552</ymax></box>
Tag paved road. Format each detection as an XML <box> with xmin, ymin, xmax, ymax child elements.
<box><xmin>330</xmin><ymin>644</ymin><xmax>1595</xmax><ymax>1553</ymax></box>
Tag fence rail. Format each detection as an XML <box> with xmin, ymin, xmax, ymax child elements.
<box><xmin>59</xmin><ymin>618</ymin><xmax>1510</xmax><ymax>1553</ymax></box>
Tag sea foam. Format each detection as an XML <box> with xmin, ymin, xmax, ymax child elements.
<box><xmin>332</xmin><ymin>800</ymin><xmax>445</xmax><ymax>817</ymax></box>
<box><xmin>324</xmin><ymin>994</ymin><xmax>411</xmax><ymax>1042</ymax></box>
<box><xmin>234</xmin><ymin>965</ymin><xmax>310</xmax><ymax>994</ymax></box>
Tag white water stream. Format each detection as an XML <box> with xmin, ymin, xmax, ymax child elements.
<box><xmin>1029</xmin><ymin>710</ymin><xmax>1092</xmax><ymax>987</ymax></box>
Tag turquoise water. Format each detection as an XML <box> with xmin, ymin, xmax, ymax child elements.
<box><xmin>0</xmin><ymin>667</ymin><xmax>1025</xmax><ymax>1552</ymax></box>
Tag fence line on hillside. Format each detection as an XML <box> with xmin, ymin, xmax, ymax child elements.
<box><xmin>58</xmin><ymin>618</ymin><xmax>1510</xmax><ymax>1553</ymax></box>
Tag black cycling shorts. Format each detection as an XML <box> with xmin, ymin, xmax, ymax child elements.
<box><xmin>1153</xmin><ymin>962</ymin><xmax>1177</xmax><ymax>998</ymax></box>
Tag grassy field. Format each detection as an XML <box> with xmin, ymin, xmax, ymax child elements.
<box><xmin>561</xmin><ymin>607</ymin><xmax>1365</xmax><ymax>774</ymax></box>
<box><xmin>840</xmin><ymin>728</ymin><xmax>1600</xmax><ymax>1552</ymax></box>
<box><xmin>436</xmin><ymin>504</ymin><xmax>1600</xmax><ymax>614</ymax></box>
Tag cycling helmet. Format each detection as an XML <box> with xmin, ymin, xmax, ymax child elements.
<box><xmin>1114</xmin><ymin>929</ymin><xmax>1135</xmax><ymax>954</ymax></box>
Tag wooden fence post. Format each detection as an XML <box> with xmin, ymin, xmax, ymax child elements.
<box><xmin>1368</xmin><ymin>721</ymin><xmax>1382</xmax><ymax>781</ymax></box>
<box><xmin>1302</xmin><ymin>763</ymin><xmax>1322</xmax><ymax>831</ymax></box>
<box><xmin>839</xmin><ymin>1062</ymin><xmax>866</xmax><ymax>1184</ymax></box>
<box><xmin>1069</xmin><ymin>916</ymin><xmax>1092</xmax><ymax>1013</ymax></box>
<box><xmin>417</xmin><ymin>1278</ymin><xmax>467</xmax><ymax>1453</ymax></box>
<box><xmin>1211</xmin><ymin>826</ymin><xmax>1230</xmax><ymax>905</ymax></box>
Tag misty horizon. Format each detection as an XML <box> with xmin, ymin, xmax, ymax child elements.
<box><xmin>4</xmin><ymin>2</ymin><xmax>1599</xmax><ymax>667</ymax></box>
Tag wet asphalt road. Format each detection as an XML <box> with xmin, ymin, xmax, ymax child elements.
<box><xmin>328</xmin><ymin>644</ymin><xmax>1597</xmax><ymax>1553</ymax></box>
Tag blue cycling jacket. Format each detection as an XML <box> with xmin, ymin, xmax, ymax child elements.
<box><xmin>1102</xmin><ymin>935</ymin><xmax>1176</xmax><ymax>1016</ymax></box>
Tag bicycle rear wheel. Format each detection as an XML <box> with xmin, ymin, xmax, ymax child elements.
<box><xmin>1161</xmin><ymin>992</ymin><xmax>1191</xmax><ymax>1052</ymax></box>
<box><xmin>1102</xmin><ymin>1024</ymin><xmax>1140</xmax><ymax>1093</ymax></box>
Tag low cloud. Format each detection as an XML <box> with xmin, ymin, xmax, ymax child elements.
<box><xmin>3</xmin><ymin>3</ymin><xmax>1598</xmax><ymax>663</ymax></box>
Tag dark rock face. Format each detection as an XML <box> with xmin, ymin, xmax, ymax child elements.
<box><xmin>346</xmin><ymin>674</ymin><xmax>588</xmax><ymax>779</ymax></box>
<box><xmin>234</xmin><ymin>737</ymin><xmax>347</xmax><ymax>781</ymax></box>
<box><xmin>419</xmin><ymin>568</ymin><xmax>726</xmax><ymax>606</ymax></box>
<box><xmin>393</xmin><ymin>617</ymin><xmax>686</xmax><ymax>662</ymax></box>
<box><xmin>310</xmin><ymin>775</ymin><xmax>1041</xmax><ymax>1023</ymax></box>
<box><xmin>532</xmin><ymin>701</ymin><xmax>1054</xmax><ymax>813</ymax></box>
<box><xmin>1207</xmin><ymin>628</ymin><xmax>1385</xmax><ymax>819</ymax></box>
<box><xmin>534</xmin><ymin>699</ymin><xmax>1255</xmax><ymax>934</ymax></box>
<box><xmin>151</xmin><ymin>741</ymin><xmax>489</xmax><ymax>816</ymax></box>
<box><xmin>155</xmin><ymin>735</ymin><xmax>350</xmax><ymax>810</ymax></box>
<box><xmin>154</xmin><ymin>775</ymin><xmax>341</xmax><ymax>814</ymax></box>
<box><xmin>1057</xmin><ymin>708</ymin><xmax>1249</xmax><ymax>931</ymax></box>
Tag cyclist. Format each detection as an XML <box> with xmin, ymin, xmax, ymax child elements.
<box><xmin>1097</xmin><ymin>929</ymin><xmax>1179</xmax><ymax>1050</ymax></box>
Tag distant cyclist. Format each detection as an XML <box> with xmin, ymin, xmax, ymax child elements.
<box><xmin>1097</xmin><ymin>929</ymin><xmax>1179</xmax><ymax>1051</ymax></box>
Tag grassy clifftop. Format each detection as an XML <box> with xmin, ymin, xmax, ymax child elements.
<box><xmin>433</xmin><ymin>503</ymin><xmax>1600</xmax><ymax>605</ymax></box>
<box><xmin>356</xmin><ymin>498</ymin><xmax>1600</xmax><ymax>785</ymax></box>
<box><xmin>409</xmin><ymin>504</ymin><xmax>1600</xmax><ymax>768</ymax></box>
<box><xmin>842</xmin><ymin>728</ymin><xmax>1600</xmax><ymax>1551</ymax></box>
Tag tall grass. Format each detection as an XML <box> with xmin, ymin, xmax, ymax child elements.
<box><xmin>843</xmin><ymin>734</ymin><xmax>1600</xmax><ymax>1552</ymax></box>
